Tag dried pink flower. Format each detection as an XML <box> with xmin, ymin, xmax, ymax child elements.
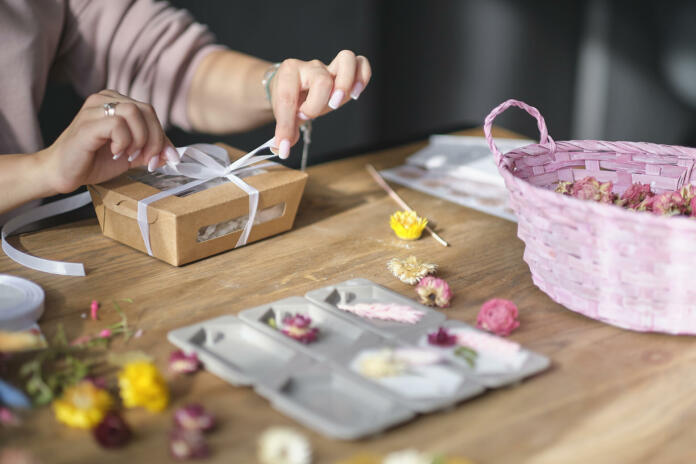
<box><xmin>174</xmin><ymin>404</ymin><xmax>215</xmax><ymax>433</ymax></box>
<box><xmin>169</xmin><ymin>350</ymin><xmax>201</xmax><ymax>375</ymax></box>
<box><xmin>477</xmin><ymin>299</ymin><xmax>520</xmax><ymax>336</ymax></box>
<box><xmin>427</xmin><ymin>327</ymin><xmax>458</xmax><ymax>347</ymax></box>
<box><xmin>651</xmin><ymin>191</ymin><xmax>685</xmax><ymax>216</ymax></box>
<box><xmin>691</xmin><ymin>198</ymin><xmax>696</xmax><ymax>217</ymax></box>
<box><xmin>555</xmin><ymin>181</ymin><xmax>573</xmax><ymax>195</ymax></box>
<box><xmin>415</xmin><ymin>276</ymin><xmax>453</xmax><ymax>308</ymax></box>
<box><xmin>90</xmin><ymin>300</ymin><xmax>100</xmax><ymax>321</ymax></box>
<box><xmin>93</xmin><ymin>412</ymin><xmax>132</xmax><ymax>449</ymax></box>
<box><xmin>620</xmin><ymin>183</ymin><xmax>653</xmax><ymax>208</ymax></box>
<box><xmin>170</xmin><ymin>428</ymin><xmax>209</xmax><ymax>460</ymax></box>
<box><xmin>99</xmin><ymin>329</ymin><xmax>112</xmax><ymax>338</ymax></box>
<box><xmin>570</xmin><ymin>177</ymin><xmax>615</xmax><ymax>203</ymax></box>
<box><xmin>280</xmin><ymin>314</ymin><xmax>319</xmax><ymax>344</ymax></box>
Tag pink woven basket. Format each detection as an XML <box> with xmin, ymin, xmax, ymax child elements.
<box><xmin>484</xmin><ymin>99</ymin><xmax>696</xmax><ymax>335</ymax></box>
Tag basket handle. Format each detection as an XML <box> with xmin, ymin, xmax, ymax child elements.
<box><xmin>483</xmin><ymin>99</ymin><xmax>556</xmax><ymax>166</ymax></box>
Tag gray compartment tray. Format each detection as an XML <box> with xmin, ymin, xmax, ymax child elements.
<box><xmin>168</xmin><ymin>278</ymin><xmax>551</xmax><ymax>440</ymax></box>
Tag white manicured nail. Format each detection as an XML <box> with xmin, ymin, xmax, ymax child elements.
<box><xmin>279</xmin><ymin>139</ymin><xmax>290</xmax><ymax>159</ymax></box>
<box><xmin>350</xmin><ymin>82</ymin><xmax>364</xmax><ymax>100</ymax></box>
<box><xmin>328</xmin><ymin>89</ymin><xmax>344</xmax><ymax>109</ymax></box>
<box><xmin>128</xmin><ymin>149</ymin><xmax>141</xmax><ymax>162</ymax></box>
<box><xmin>298</xmin><ymin>111</ymin><xmax>310</xmax><ymax>121</ymax></box>
<box><xmin>164</xmin><ymin>146</ymin><xmax>180</xmax><ymax>164</ymax></box>
<box><xmin>147</xmin><ymin>155</ymin><xmax>160</xmax><ymax>172</ymax></box>
<box><xmin>113</xmin><ymin>152</ymin><xmax>123</xmax><ymax>160</ymax></box>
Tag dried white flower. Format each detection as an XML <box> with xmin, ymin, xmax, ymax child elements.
<box><xmin>383</xmin><ymin>449</ymin><xmax>434</xmax><ymax>464</ymax></box>
<box><xmin>258</xmin><ymin>427</ymin><xmax>312</xmax><ymax>464</ymax></box>
<box><xmin>387</xmin><ymin>256</ymin><xmax>437</xmax><ymax>285</ymax></box>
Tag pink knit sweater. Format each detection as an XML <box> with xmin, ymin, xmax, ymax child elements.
<box><xmin>0</xmin><ymin>0</ymin><xmax>221</xmax><ymax>155</ymax></box>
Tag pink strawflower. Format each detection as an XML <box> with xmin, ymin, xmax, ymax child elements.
<box><xmin>280</xmin><ymin>314</ymin><xmax>319</xmax><ymax>344</ymax></box>
<box><xmin>477</xmin><ymin>299</ymin><xmax>520</xmax><ymax>336</ymax></box>
<box><xmin>90</xmin><ymin>300</ymin><xmax>100</xmax><ymax>321</ymax></box>
<box><xmin>169</xmin><ymin>350</ymin><xmax>201</xmax><ymax>375</ymax></box>
<box><xmin>620</xmin><ymin>183</ymin><xmax>653</xmax><ymax>208</ymax></box>
<box><xmin>651</xmin><ymin>191</ymin><xmax>685</xmax><ymax>216</ymax></box>
<box><xmin>173</xmin><ymin>404</ymin><xmax>215</xmax><ymax>433</ymax></box>
<box><xmin>415</xmin><ymin>276</ymin><xmax>453</xmax><ymax>308</ymax></box>
<box><xmin>170</xmin><ymin>428</ymin><xmax>209</xmax><ymax>460</ymax></box>
<box><xmin>427</xmin><ymin>327</ymin><xmax>458</xmax><ymax>347</ymax></box>
<box><xmin>99</xmin><ymin>329</ymin><xmax>112</xmax><ymax>338</ymax></box>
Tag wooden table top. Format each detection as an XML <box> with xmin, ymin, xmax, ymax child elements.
<box><xmin>2</xmin><ymin>127</ymin><xmax>691</xmax><ymax>464</ymax></box>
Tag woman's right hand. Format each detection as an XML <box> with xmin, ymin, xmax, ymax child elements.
<box><xmin>38</xmin><ymin>90</ymin><xmax>181</xmax><ymax>195</ymax></box>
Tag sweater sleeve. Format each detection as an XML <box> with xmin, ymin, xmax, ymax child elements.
<box><xmin>52</xmin><ymin>0</ymin><xmax>225</xmax><ymax>130</ymax></box>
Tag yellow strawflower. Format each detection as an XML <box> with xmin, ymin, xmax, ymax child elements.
<box><xmin>53</xmin><ymin>381</ymin><xmax>114</xmax><ymax>429</ymax></box>
<box><xmin>118</xmin><ymin>361</ymin><xmax>169</xmax><ymax>412</ymax></box>
<box><xmin>390</xmin><ymin>210</ymin><xmax>428</xmax><ymax>240</ymax></box>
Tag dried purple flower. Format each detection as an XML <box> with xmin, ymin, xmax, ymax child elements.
<box><xmin>170</xmin><ymin>428</ymin><xmax>210</xmax><ymax>460</ymax></box>
<box><xmin>93</xmin><ymin>412</ymin><xmax>132</xmax><ymax>449</ymax></box>
<box><xmin>280</xmin><ymin>314</ymin><xmax>319</xmax><ymax>344</ymax></box>
<box><xmin>427</xmin><ymin>327</ymin><xmax>458</xmax><ymax>347</ymax></box>
<box><xmin>169</xmin><ymin>350</ymin><xmax>201</xmax><ymax>375</ymax></box>
<box><xmin>174</xmin><ymin>404</ymin><xmax>215</xmax><ymax>433</ymax></box>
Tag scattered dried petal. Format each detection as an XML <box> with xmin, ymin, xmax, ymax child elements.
<box><xmin>170</xmin><ymin>428</ymin><xmax>209</xmax><ymax>460</ymax></box>
<box><xmin>90</xmin><ymin>300</ymin><xmax>100</xmax><ymax>321</ymax></box>
<box><xmin>415</xmin><ymin>276</ymin><xmax>453</xmax><ymax>308</ymax></box>
<box><xmin>258</xmin><ymin>427</ymin><xmax>312</xmax><ymax>464</ymax></box>
<box><xmin>476</xmin><ymin>299</ymin><xmax>520</xmax><ymax>336</ymax></box>
<box><xmin>174</xmin><ymin>404</ymin><xmax>215</xmax><ymax>433</ymax></box>
<box><xmin>427</xmin><ymin>327</ymin><xmax>458</xmax><ymax>347</ymax></box>
<box><xmin>337</xmin><ymin>303</ymin><xmax>424</xmax><ymax>324</ymax></box>
<box><xmin>358</xmin><ymin>349</ymin><xmax>407</xmax><ymax>378</ymax></box>
<box><xmin>93</xmin><ymin>412</ymin><xmax>132</xmax><ymax>449</ymax></box>
<box><xmin>387</xmin><ymin>256</ymin><xmax>437</xmax><ymax>285</ymax></box>
<box><xmin>390</xmin><ymin>210</ymin><xmax>428</xmax><ymax>241</ymax></box>
<box><xmin>169</xmin><ymin>350</ymin><xmax>201</xmax><ymax>375</ymax></box>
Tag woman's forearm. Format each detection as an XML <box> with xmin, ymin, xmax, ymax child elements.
<box><xmin>187</xmin><ymin>50</ymin><xmax>273</xmax><ymax>134</ymax></box>
<box><xmin>0</xmin><ymin>151</ymin><xmax>56</xmax><ymax>215</ymax></box>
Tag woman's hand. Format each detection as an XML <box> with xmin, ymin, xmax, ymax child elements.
<box><xmin>38</xmin><ymin>90</ymin><xmax>180</xmax><ymax>195</ymax></box>
<box><xmin>269</xmin><ymin>50</ymin><xmax>372</xmax><ymax>158</ymax></box>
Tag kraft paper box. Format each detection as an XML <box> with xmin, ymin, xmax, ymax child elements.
<box><xmin>87</xmin><ymin>144</ymin><xmax>308</xmax><ymax>266</ymax></box>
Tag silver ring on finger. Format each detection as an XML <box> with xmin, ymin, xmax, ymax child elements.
<box><xmin>103</xmin><ymin>102</ymin><xmax>119</xmax><ymax>117</ymax></box>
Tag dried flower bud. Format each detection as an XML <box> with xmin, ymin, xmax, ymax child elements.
<box><xmin>169</xmin><ymin>350</ymin><xmax>201</xmax><ymax>375</ymax></box>
<box><xmin>174</xmin><ymin>404</ymin><xmax>215</xmax><ymax>433</ymax></box>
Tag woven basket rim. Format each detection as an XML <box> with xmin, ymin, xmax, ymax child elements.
<box><xmin>499</xmin><ymin>140</ymin><xmax>696</xmax><ymax>230</ymax></box>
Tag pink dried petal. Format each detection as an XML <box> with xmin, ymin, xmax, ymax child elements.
<box><xmin>90</xmin><ymin>300</ymin><xmax>100</xmax><ymax>321</ymax></box>
<box><xmin>99</xmin><ymin>329</ymin><xmax>112</xmax><ymax>338</ymax></box>
<box><xmin>173</xmin><ymin>404</ymin><xmax>215</xmax><ymax>433</ymax></box>
<box><xmin>170</xmin><ymin>428</ymin><xmax>209</xmax><ymax>460</ymax></box>
<box><xmin>415</xmin><ymin>277</ymin><xmax>453</xmax><ymax>308</ymax></box>
<box><xmin>169</xmin><ymin>350</ymin><xmax>201</xmax><ymax>375</ymax></box>
<box><xmin>476</xmin><ymin>299</ymin><xmax>520</xmax><ymax>336</ymax></box>
<box><xmin>427</xmin><ymin>327</ymin><xmax>458</xmax><ymax>347</ymax></box>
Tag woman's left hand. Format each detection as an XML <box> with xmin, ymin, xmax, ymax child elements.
<box><xmin>270</xmin><ymin>50</ymin><xmax>371</xmax><ymax>158</ymax></box>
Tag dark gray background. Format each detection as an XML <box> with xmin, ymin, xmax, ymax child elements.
<box><xmin>39</xmin><ymin>0</ymin><xmax>696</xmax><ymax>169</ymax></box>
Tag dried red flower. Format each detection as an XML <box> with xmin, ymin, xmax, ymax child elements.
<box><xmin>427</xmin><ymin>327</ymin><xmax>458</xmax><ymax>347</ymax></box>
<box><xmin>93</xmin><ymin>412</ymin><xmax>132</xmax><ymax>449</ymax></box>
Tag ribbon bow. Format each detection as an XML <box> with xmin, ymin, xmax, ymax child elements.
<box><xmin>137</xmin><ymin>138</ymin><xmax>278</xmax><ymax>256</ymax></box>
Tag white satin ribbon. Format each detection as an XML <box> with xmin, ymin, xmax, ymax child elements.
<box><xmin>137</xmin><ymin>138</ymin><xmax>277</xmax><ymax>256</ymax></box>
<box><xmin>1</xmin><ymin>139</ymin><xmax>277</xmax><ymax>276</ymax></box>
<box><xmin>1</xmin><ymin>191</ymin><xmax>92</xmax><ymax>276</ymax></box>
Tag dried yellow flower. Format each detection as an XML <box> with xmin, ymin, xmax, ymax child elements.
<box><xmin>389</xmin><ymin>210</ymin><xmax>427</xmax><ymax>240</ymax></box>
<box><xmin>387</xmin><ymin>256</ymin><xmax>437</xmax><ymax>285</ymax></box>
<box><xmin>53</xmin><ymin>381</ymin><xmax>114</xmax><ymax>429</ymax></box>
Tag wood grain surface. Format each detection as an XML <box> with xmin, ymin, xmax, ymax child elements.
<box><xmin>2</xmin><ymin>128</ymin><xmax>691</xmax><ymax>464</ymax></box>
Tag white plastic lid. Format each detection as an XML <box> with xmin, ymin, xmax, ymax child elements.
<box><xmin>0</xmin><ymin>274</ymin><xmax>45</xmax><ymax>331</ymax></box>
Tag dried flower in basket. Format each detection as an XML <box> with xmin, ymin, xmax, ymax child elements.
<box><xmin>169</xmin><ymin>350</ymin><xmax>201</xmax><ymax>375</ymax></box>
<box><xmin>415</xmin><ymin>276</ymin><xmax>453</xmax><ymax>308</ymax></box>
<box><xmin>651</xmin><ymin>191</ymin><xmax>685</xmax><ymax>216</ymax></box>
<box><xmin>118</xmin><ymin>361</ymin><xmax>169</xmax><ymax>412</ymax></box>
<box><xmin>358</xmin><ymin>349</ymin><xmax>407</xmax><ymax>378</ymax></box>
<box><xmin>174</xmin><ymin>404</ymin><xmax>215</xmax><ymax>433</ymax></box>
<box><xmin>170</xmin><ymin>427</ymin><xmax>210</xmax><ymax>460</ymax></box>
<box><xmin>337</xmin><ymin>302</ymin><xmax>424</xmax><ymax>324</ymax></box>
<box><xmin>52</xmin><ymin>380</ymin><xmax>114</xmax><ymax>429</ymax></box>
<box><xmin>258</xmin><ymin>426</ymin><xmax>312</xmax><ymax>464</ymax></box>
<box><xmin>618</xmin><ymin>182</ymin><xmax>653</xmax><ymax>209</ymax></box>
<box><xmin>427</xmin><ymin>327</ymin><xmax>458</xmax><ymax>347</ymax></box>
<box><xmin>93</xmin><ymin>412</ymin><xmax>132</xmax><ymax>449</ymax></box>
<box><xmin>476</xmin><ymin>299</ymin><xmax>520</xmax><ymax>336</ymax></box>
<box><xmin>387</xmin><ymin>256</ymin><xmax>437</xmax><ymax>285</ymax></box>
<box><xmin>270</xmin><ymin>314</ymin><xmax>319</xmax><ymax>344</ymax></box>
<box><xmin>390</xmin><ymin>210</ymin><xmax>428</xmax><ymax>240</ymax></box>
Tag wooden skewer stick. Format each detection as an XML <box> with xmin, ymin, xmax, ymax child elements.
<box><xmin>366</xmin><ymin>164</ymin><xmax>449</xmax><ymax>247</ymax></box>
